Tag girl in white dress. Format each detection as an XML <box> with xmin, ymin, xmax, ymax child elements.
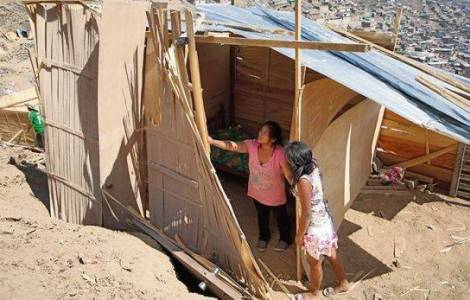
<box><xmin>285</xmin><ymin>141</ymin><xmax>349</xmax><ymax>299</ymax></box>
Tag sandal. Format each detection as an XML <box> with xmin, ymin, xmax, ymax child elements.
<box><xmin>322</xmin><ymin>287</ymin><xmax>336</xmax><ymax>297</ymax></box>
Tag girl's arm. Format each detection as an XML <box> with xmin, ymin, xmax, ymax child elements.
<box><xmin>280</xmin><ymin>161</ymin><xmax>293</xmax><ymax>185</ymax></box>
<box><xmin>207</xmin><ymin>136</ymin><xmax>248</xmax><ymax>153</ymax></box>
<box><xmin>295</xmin><ymin>179</ymin><xmax>312</xmax><ymax>245</ymax></box>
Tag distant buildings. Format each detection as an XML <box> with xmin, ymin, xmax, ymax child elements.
<box><xmin>262</xmin><ymin>0</ymin><xmax>470</xmax><ymax>77</ymax></box>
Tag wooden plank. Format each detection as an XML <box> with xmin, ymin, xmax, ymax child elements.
<box><xmin>185</xmin><ymin>10</ymin><xmax>210</xmax><ymax>156</ymax></box>
<box><xmin>194</xmin><ymin>35</ymin><xmax>370</xmax><ymax>52</ymax></box>
<box><xmin>391</xmin><ymin>144</ymin><xmax>458</xmax><ymax>169</ymax></box>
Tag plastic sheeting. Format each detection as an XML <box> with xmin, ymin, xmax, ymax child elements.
<box><xmin>197</xmin><ymin>4</ymin><xmax>470</xmax><ymax>143</ymax></box>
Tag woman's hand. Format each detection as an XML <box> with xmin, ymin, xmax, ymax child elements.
<box><xmin>207</xmin><ymin>136</ymin><xmax>214</xmax><ymax>145</ymax></box>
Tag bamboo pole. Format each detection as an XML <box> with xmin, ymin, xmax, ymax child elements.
<box><xmin>185</xmin><ymin>10</ymin><xmax>210</xmax><ymax>156</ymax></box>
<box><xmin>294</xmin><ymin>0</ymin><xmax>303</xmax><ymax>283</ymax></box>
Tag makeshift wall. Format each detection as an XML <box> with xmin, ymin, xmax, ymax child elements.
<box><xmin>233</xmin><ymin>46</ymin><xmax>323</xmax><ymax>136</ymax></box>
<box><xmin>377</xmin><ymin>110</ymin><xmax>457</xmax><ymax>185</ymax></box>
<box><xmin>30</xmin><ymin>0</ymin><xmax>149</xmax><ymax>226</ymax></box>
<box><xmin>32</xmin><ymin>3</ymin><xmax>102</xmax><ymax>224</ymax></box>
<box><xmin>145</xmin><ymin>33</ymin><xmax>268</xmax><ymax>297</ymax></box>
<box><xmin>309</xmin><ymin>100</ymin><xmax>384</xmax><ymax>227</ymax></box>
<box><xmin>198</xmin><ymin>43</ymin><xmax>231</xmax><ymax>124</ymax></box>
<box><xmin>300</xmin><ymin>77</ymin><xmax>364</xmax><ymax>148</ymax></box>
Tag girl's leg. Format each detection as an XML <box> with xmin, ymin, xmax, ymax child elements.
<box><xmin>326</xmin><ymin>248</ymin><xmax>349</xmax><ymax>292</ymax></box>
<box><xmin>307</xmin><ymin>254</ymin><xmax>322</xmax><ymax>296</ymax></box>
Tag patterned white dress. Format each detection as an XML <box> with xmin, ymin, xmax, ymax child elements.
<box><xmin>298</xmin><ymin>168</ymin><xmax>338</xmax><ymax>260</ymax></box>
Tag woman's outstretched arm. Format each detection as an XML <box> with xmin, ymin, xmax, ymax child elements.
<box><xmin>207</xmin><ymin>136</ymin><xmax>248</xmax><ymax>153</ymax></box>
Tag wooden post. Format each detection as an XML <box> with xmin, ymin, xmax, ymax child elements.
<box><xmin>425</xmin><ymin>129</ymin><xmax>430</xmax><ymax>165</ymax></box>
<box><xmin>449</xmin><ymin>143</ymin><xmax>465</xmax><ymax>196</ymax></box>
<box><xmin>294</xmin><ymin>0</ymin><xmax>303</xmax><ymax>283</ymax></box>
<box><xmin>391</xmin><ymin>7</ymin><xmax>403</xmax><ymax>52</ymax></box>
<box><xmin>185</xmin><ymin>10</ymin><xmax>210</xmax><ymax>155</ymax></box>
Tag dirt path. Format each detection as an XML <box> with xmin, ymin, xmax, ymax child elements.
<box><xmin>0</xmin><ymin>144</ymin><xmax>210</xmax><ymax>300</ymax></box>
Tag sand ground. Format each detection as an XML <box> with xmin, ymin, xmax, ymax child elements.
<box><xmin>0</xmin><ymin>144</ymin><xmax>211</xmax><ymax>300</ymax></box>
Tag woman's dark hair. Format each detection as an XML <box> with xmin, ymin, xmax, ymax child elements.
<box><xmin>285</xmin><ymin>141</ymin><xmax>319</xmax><ymax>186</ymax></box>
<box><xmin>262</xmin><ymin>121</ymin><xmax>283</xmax><ymax>146</ymax></box>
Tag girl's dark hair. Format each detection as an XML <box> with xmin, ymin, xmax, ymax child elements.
<box><xmin>262</xmin><ymin>121</ymin><xmax>283</xmax><ymax>146</ymax></box>
<box><xmin>285</xmin><ymin>141</ymin><xmax>319</xmax><ymax>186</ymax></box>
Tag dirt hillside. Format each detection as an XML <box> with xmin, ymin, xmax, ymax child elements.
<box><xmin>0</xmin><ymin>144</ymin><xmax>211</xmax><ymax>300</ymax></box>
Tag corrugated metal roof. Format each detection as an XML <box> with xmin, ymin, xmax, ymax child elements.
<box><xmin>198</xmin><ymin>4</ymin><xmax>470</xmax><ymax>143</ymax></box>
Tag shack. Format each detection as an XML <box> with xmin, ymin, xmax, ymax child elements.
<box><xmin>25</xmin><ymin>1</ymin><xmax>470</xmax><ymax>298</ymax></box>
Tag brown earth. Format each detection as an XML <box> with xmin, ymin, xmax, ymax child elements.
<box><xmin>0</xmin><ymin>144</ymin><xmax>211</xmax><ymax>300</ymax></box>
<box><xmin>220</xmin><ymin>172</ymin><xmax>470</xmax><ymax>300</ymax></box>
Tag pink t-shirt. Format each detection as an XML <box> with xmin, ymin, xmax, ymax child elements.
<box><xmin>244</xmin><ymin>139</ymin><xmax>287</xmax><ymax>206</ymax></box>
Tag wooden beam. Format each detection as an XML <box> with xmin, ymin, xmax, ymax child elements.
<box><xmin>449</xmin><ymin>143</ymin><xmax>465</xmax><ymax>197</ymax></box>
<box><xmin>391</xmin><ymin>144</ymin><xmax>458</xmax><ymax>169</ymax></box>
<box><xmin>416</xmin><ymin>76</ymin><xmax>470</xmax><ymax>112</ymax></box>
<box><xmin>294</xmin><ymin>0</ymin><xmax>303</xmax><ymax>283</ymax></box>
<box><xmin>327</xmin><ymin>25</ymin><xmax>470</xmax><ymax>94</ymax></box>
<box><xmin>185</xmin><ymin>10</ymin><xmax>210</xmax><ymax>156</ymax></box>
<box><xmin>194</xmin><ymin>35</ymin><xmax>370</xmax><ymax>52</ymax></box>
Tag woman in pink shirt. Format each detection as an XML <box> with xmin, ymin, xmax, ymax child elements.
<box><xmin>208</xmin><ymin>121</ymin><xmax>293</xmax><ymax>252</ymax></box>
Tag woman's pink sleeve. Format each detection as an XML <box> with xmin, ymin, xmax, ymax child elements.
<box><xmin>243</xmin><ymin>139</ymin><xmax>255</xmax><ymax>154</ymax></box>
<box><xmin>277</xmin><ymin>147</ymin><xmax>287</xmax><ymax>166</ymax></box>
